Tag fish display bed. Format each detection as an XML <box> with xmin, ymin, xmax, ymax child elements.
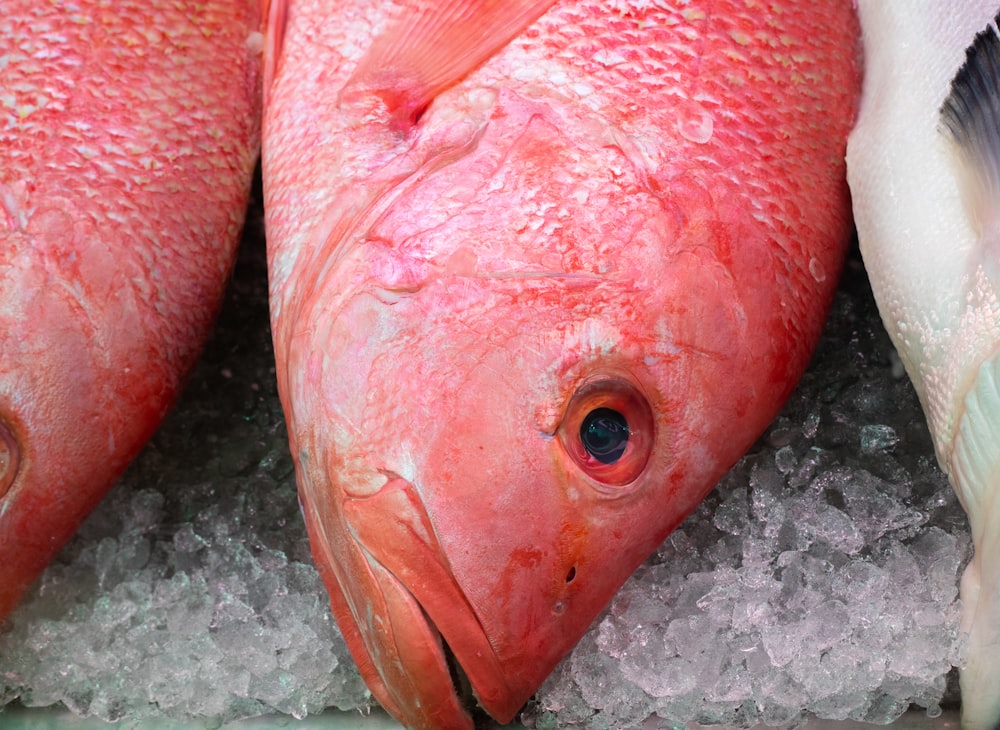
<box><xmin>0</xmin><ymin>188</ymin><xmax>971</xmax><ymax>728</ymax></box>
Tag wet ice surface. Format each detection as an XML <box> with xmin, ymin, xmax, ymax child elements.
<box><xmin>0</xmin><ymin>187</ymin><xmax>972</xmax><ymax>728</ymax></box>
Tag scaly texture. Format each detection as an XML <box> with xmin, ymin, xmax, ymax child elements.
<box><xmin>847</xmin><ymin>3</ymin><xmax>1000</xmax><ymax>728</ymax></box>
<box><xmin>0</xmin><ymin>0</ymin><xmax>262</xmax><ymax>620</ymax></box>
<box><xmin>264</xmin><ymin>2</ymin><xmax>860</xmax><ymax>728</ymax></box>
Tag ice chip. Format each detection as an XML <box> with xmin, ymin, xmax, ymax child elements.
<box><xmin>860</xmin><ymin>424</ymin><xmax>900</xmax><ymax>453</ymax></box>
<box><xmin>775</xmin><ymin>445</ymin><xmax>798</xmax><ymax>474</ymax></box>
<box><xmin>799</xmin><ymin>502</ymin><xmax>864</xmax><ymax>554</ymax></box>
<box><xmin>712</xmin><ymin>485</ymin><xmax>749</xmax><ymax>535</ymax></box>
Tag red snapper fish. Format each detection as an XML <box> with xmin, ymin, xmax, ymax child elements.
<box><xmin>262</xmin><ymin>1</ymin><xmax>861</xmax><ymax>728</ymax></box>
<box><xmin>0</xmin><ymin>3</ymin><xmax>261</xmax><ymax>620</ymax></box>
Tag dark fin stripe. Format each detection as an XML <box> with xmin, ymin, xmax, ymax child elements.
<box><xmin>940</xmin><ymin>11</ymin><xmax>1000</xmax><ymax>211</ymax></box>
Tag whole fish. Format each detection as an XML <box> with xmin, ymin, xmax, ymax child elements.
<box><xmin>848</xmin><ymin>4</ymin><xmax>1000</xmax><ymax>728</ymax></box>
<box><xmin>0</xmin><ymin>2</ymin><xmax>261</xmax><ymax>620</ymax></box>
<box><xmin>262</xmin><ymin>2</ymin><xmax>861</xmax><ymax>728</ymax></box>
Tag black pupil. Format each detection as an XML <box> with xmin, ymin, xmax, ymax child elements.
<box><xmin>580</xmin><ymin>408</ymin><xmax>629</xmax><ymax>464</ymax></box>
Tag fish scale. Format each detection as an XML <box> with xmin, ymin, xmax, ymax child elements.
<box><xmin>849</xmin><ymin>3</ymin><xmax>1000</xmax><ymax>727</ymax></box>
<box><xmin>264</xmin><ymin>2</ymin><xmax>861</xmax><ymax>728</ymax></box>
<box><xmin>0</xmin><ymin>0</ymin><xmax>261</xmax><ymax>621</ymax></box>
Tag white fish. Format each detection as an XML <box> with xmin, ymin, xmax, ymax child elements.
<box><xmin>848</xmin><ymin>3</ymin><xmax>1000</xmax><ymax>727</ymax></box>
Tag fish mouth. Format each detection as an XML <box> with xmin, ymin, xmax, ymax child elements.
<box><xmin>304</xmin><ymin>473</ymin><xmax>522</xmax><ymax>730</ymax></box>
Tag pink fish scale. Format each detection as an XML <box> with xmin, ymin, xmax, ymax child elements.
<box><xmin>0</xmin><ymin>0</ymin><xmax>260</xmax><ymax>621</ymax></box>
<box><xmin>3</xmin><ymin>4</ymin><xmax>259</xmax><ymax>360</ymax></box>
<box><xmin>484</xmin><ymin>1</ymin><xmax>857</xmax><ymax>314</ymax></box>
<box><xmin>263</xmin><ymin>2</ymin><xmax>861</xmax><ymax>728</ymax></box>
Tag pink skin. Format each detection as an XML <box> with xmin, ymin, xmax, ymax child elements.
<box><xmin>264</xmin><ymin>2</ymin><xmax>862</xmax><ymax>728</ymax></box>
<box><xmin>0</xmin><ymin>2</ymin><xmax>262</xmax><ymax>621</ymax></box>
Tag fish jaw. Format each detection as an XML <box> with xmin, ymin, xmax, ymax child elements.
<box><xmin>302</xmin><ymin>473</ymin><xmax>523</xmax><ymax>728</ymax></box>
<box><xmin>301</xmin><ymin>486</ymin><xmax>473</xmax><ymax>729</ymax></box>
<box><xmin>297</xmin><ymin>431</ymin><xmax>683</xmax><ymax>728</ymax></box>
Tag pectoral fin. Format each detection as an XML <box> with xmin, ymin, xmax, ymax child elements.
<box><xmin>342</xmin><ymin>0</ymin><xmax>558</xmax><ymax>128</ymax></box>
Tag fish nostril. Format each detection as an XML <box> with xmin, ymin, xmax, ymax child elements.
<box><xmin>565</xmin><ymin>566</ymin><xmax>576</xmax><ymax>583</ymax></box>
<box><xmin>0</xmin><ymin>419</ymin><xmax>20</xmax><ymax>498</ymax></box>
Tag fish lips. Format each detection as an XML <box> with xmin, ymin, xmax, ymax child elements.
<box><xmin>307</xmin><ymin>472</ymin><xmax>526</xmax><ymax>729</ymax></box>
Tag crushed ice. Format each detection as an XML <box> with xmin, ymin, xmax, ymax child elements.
<box><xmin>0</xmin><ymin>214</ymin><xmax>972</xmax><ymax>729</ymax></box>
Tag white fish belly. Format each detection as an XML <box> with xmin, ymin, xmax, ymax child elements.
<box><xmin>849</xmin><ymin>3</ymin><xmax>1000</xmax><ymax>728</ymax></box>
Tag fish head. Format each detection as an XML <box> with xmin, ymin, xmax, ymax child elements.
<box><xmin>1</xmin><ymin>0</ymin><xmax>260</xmax><ymax>622</ymax></box>
<box><xmin>284</xmin><ymin>131</ymin><xmax>781</xmax><ymax>727</ymax></box>
<box><xmin>0</xmin><ymin>211</ymin><xmax>166</xmax><ymax>619</ymax></box>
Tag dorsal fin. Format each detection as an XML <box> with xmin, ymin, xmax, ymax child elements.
<box><xmin>341</xmin><ymin>0</ymin><xmax>558</xmax><ymax>129</ymax></box>
<box><xmin>940</xmin><ymin>11</ymin><xmax>1000</xmax><ymax>227</ymax></box>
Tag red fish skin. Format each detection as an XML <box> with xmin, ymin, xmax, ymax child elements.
<box><xmin>265</xmin><ymin>2</ymin><xmax>861</xmax><ymax>728</ymax></box>
<box><xmin>0</xmin><ymin>2</ymin><xmax>262</xmax><ymax>621</ymax></box>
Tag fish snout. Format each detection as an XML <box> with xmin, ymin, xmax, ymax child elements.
<box><xmin>310</xmin><ymin>472</ymin><xmax>522</xmax><ymax>729</ymax></box>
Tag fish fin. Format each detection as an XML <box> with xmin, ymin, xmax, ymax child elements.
<box><xmin>262</xmin><ymin>0</ymin><xmax>288</xmax><ymax>105</ymax></box>
<box><xmin>952</xmin><ymin>353</ymin><xmax>1000</xmax><ymax>523</ymax></box>
<box><xmin>952</xmin><ymin>354</ymin><xmax>1000</xmax><ymax>730</ymax></box>
<box><xmin>940</xmin><ymin>11</ymin><xmax>1000</xmax><ymax>230</ymax></box>
<box><xmin>342</xmin><ymin>0</ymin><xmax>558</xmax><ymax>129</ymax></box>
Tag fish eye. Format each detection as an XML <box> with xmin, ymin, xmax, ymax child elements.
<box><xmin>580</xmin><ymin>408</ymin><xmax>629</xmax><ymax>464</ymax></box>
<box><xmin>0</xmin><ymin>419</ymin><xmax>19</xmax><ymax>498</ymax></box>
<box><xmin>559</xmin><ymin>377</ymin><xmax>653</xmax><ymax>487</ymax></box>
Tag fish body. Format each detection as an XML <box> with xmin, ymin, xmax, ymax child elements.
<box><xmin>0</xmin><ymin>2</ymin><xmax>261</xmax><ymax>620</ymax></box>
<box><xmin>263</xmin><ymin>2</ymin><xmax>861</xmax><ymax>728</ymax></box>
<box><xmin>848</xmin><ymin>4</ymin><xmax>1000</xmax><ymax>728</ymax></box>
